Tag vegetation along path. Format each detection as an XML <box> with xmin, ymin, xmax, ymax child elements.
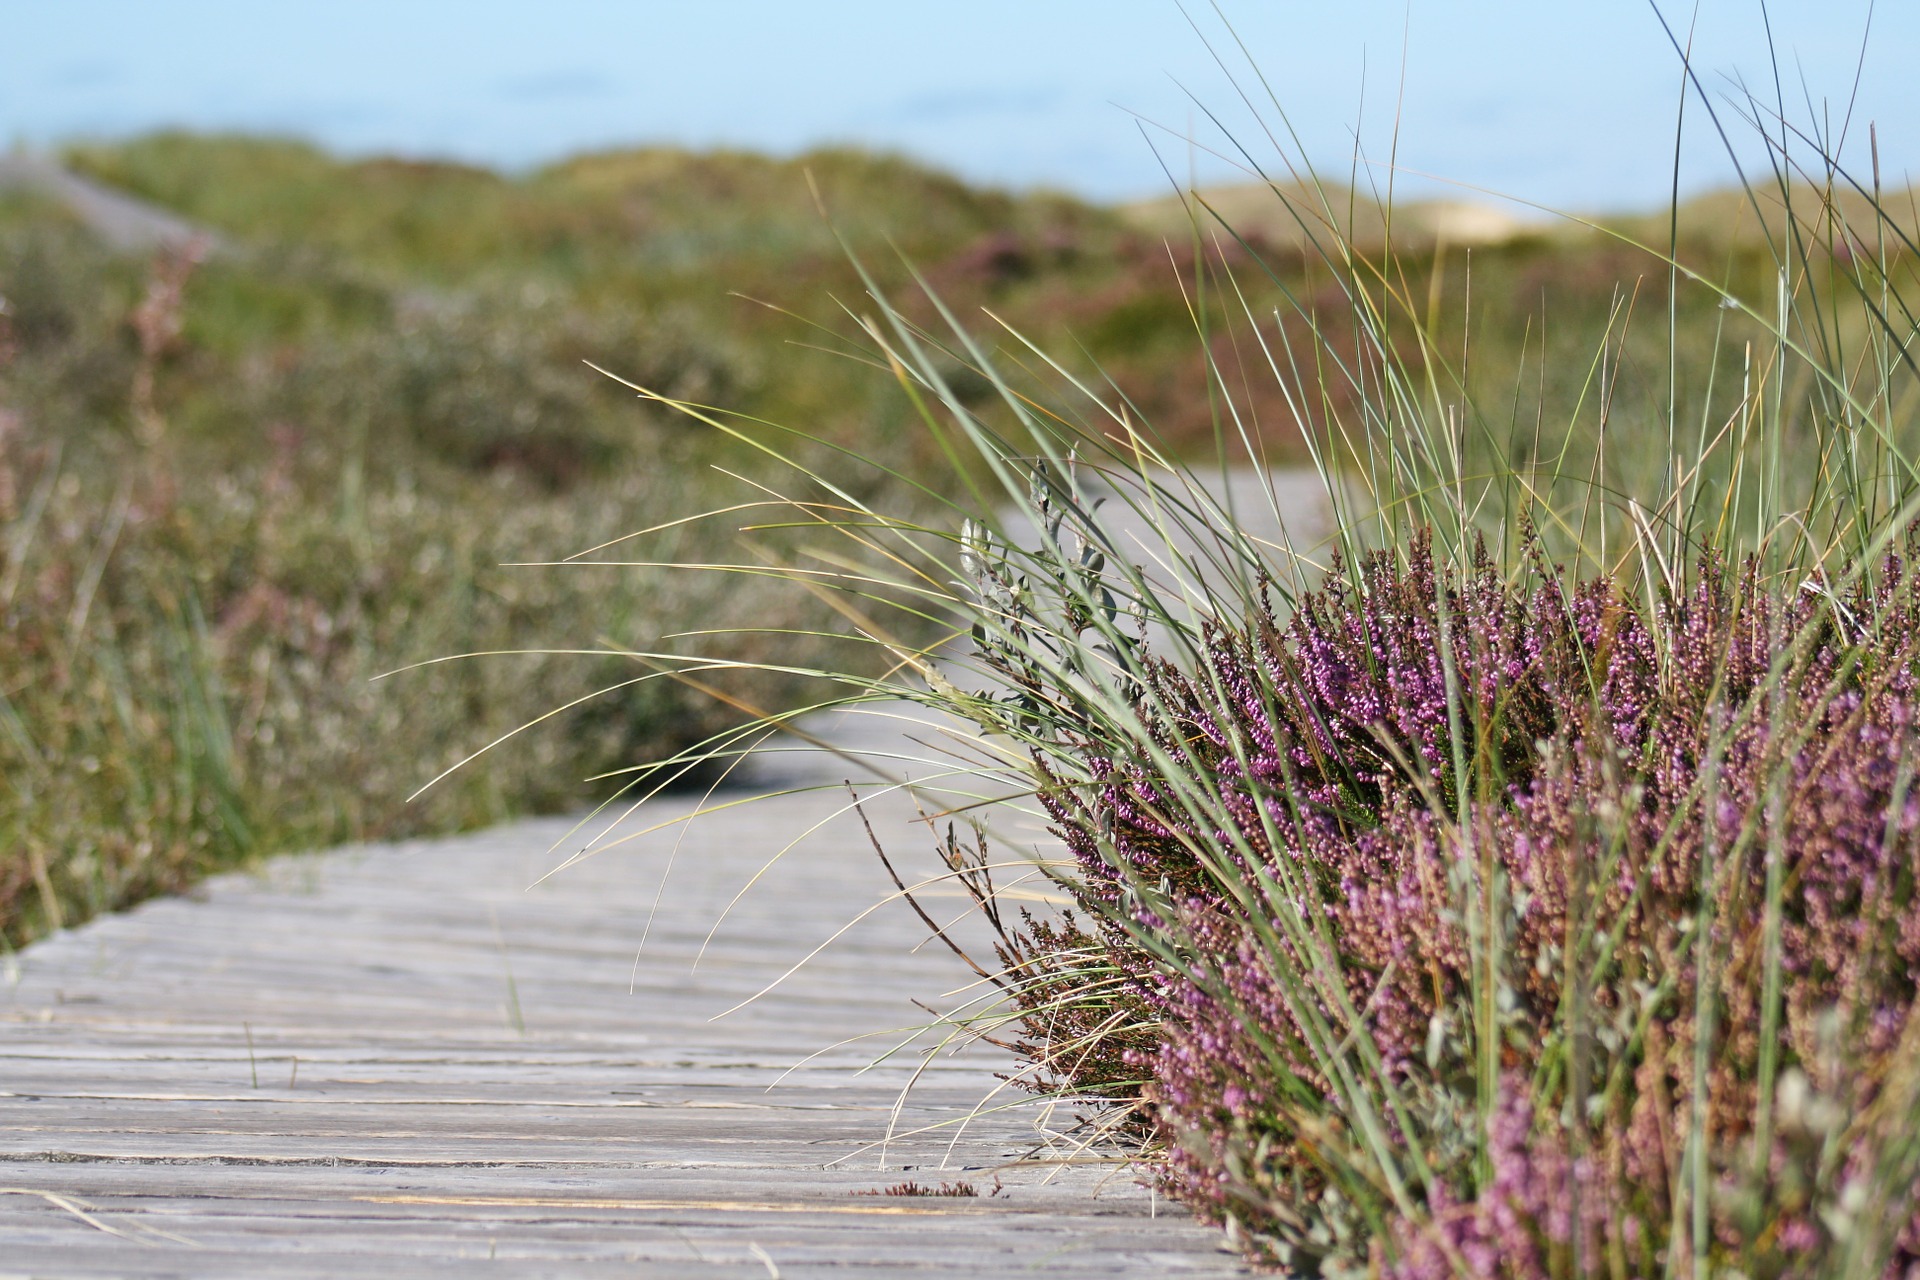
<box><xmin>0</xmin><ymin>700</ymin><xmax>1252</xmax><ymax>1278</ymax></box>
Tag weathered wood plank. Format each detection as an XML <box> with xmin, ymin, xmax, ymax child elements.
<box><xmin>0</xmin><ymin>709</ymin><xmax>1247</xmax><ymax>1276</ymax></box>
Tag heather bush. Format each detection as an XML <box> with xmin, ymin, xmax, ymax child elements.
<box><xmin>1007</xmin><ymin>530</ymin><xmax>1920</xmax><ymax>1274</ymax></box>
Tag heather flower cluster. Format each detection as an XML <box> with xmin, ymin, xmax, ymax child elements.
<box><xmin>978</xmin><ymin>527</ymin><xmax>1920</xmax><ymax>1276</ymax></box>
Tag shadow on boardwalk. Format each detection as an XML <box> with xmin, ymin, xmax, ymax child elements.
<box><xmin>0</xmin><ymin>699</ymin><xmax>1250</xmax><ymax>1277</ymax></box>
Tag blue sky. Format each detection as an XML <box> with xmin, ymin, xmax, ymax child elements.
<box><xmin>4</xmin><ymin>2</ymin><xmax>1917</xmax><ymax>212</ymax></box>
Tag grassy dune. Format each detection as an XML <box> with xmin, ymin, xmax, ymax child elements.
<box><xmin>3</xmin><ymin>137</ymin><xmax>1115</xmax><ymax>945</ymax></box>
<box><xmin>2</xmin><ymin>130</ymin><xmax>1842</xmax><ymax>953</ymax></box>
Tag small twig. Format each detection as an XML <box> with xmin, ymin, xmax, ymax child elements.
<box><xmin>65</xmin><ymin>476</ymin><xmax>130</xmax><ymax>642</ymax></box>
<box><xmin>0</xmin><ymin>1187</ymin><xmax>197</xmax><ymax>1247</ymax></box>
<box><xmin>489</xmin><ymin>907</ymin><xmax>525</xmax><ymax>1038</ymax></box>
<box><xmin>747</xmin><ymin>1241</ymin><xmax>782</xmax><ymax>1278</ymax></box>
<box><xmin>910</xmin><ymin>997</ymin><xmax>1025</xmax><ymax>1053</ymax></box>
<box><xmin>908</xmin><ymin>792</ymin><xmax>1013</xmax><ymax>938</ymax></box>
<box><xmin>849</xmin><ymin>785</ymin><xmax>1008</xmax><ymax>992</ymax></box>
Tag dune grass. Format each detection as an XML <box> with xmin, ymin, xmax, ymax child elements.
<box><xmin>607</xmin><ymin>24</ymin><xmax>1920</xmax><ymax>1278</ymax></box>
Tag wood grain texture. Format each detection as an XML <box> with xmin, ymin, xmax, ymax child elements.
<box><xmin>0</xmin><ymin>705</ymin><xmax>1247</xmax><ymax>1278</ymax></box>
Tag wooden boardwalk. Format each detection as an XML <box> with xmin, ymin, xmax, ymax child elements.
<box><xmin>0</xmin><ymin>707</ymin><xmax>1246</xmax><ymax>1277</ymax></box>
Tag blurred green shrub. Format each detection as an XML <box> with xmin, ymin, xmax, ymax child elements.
<box><xmin>0</xmin><ymin>198</ymin><xmax>847</xmax><ymax>947</ymax></box>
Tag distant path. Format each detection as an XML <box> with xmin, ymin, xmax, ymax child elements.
<box><xmin>0</xmin><ymin>699</ymin><xmax>1251</xmax><ymax>1277</ymax></box>
<box><xmin>0</xmin><ymin>151</ymin><xmax>219</xmax><ymax>253</ymax></box>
